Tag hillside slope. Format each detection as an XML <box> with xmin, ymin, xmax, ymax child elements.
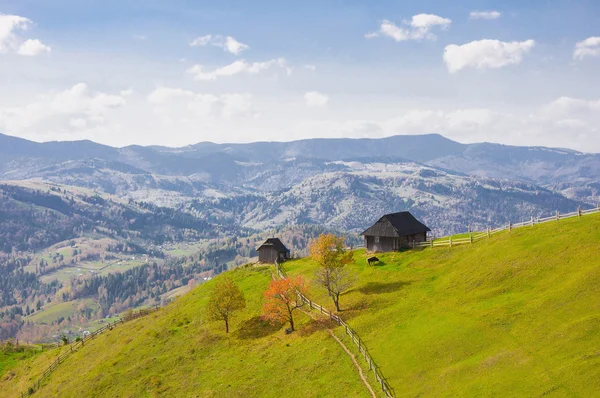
<box><xmin>0</xmin><ymin>267</ymin><xmax>369</xmax><ymax>397</ymax></box>
<box><xmin>3</xmin><ymin>214</ymin><xmax>600</xmax><ymax>397</ymax></box>
<box><xmin>284</xmin><ymin>213</ymin><xmax>600</xmax><ymax>396</ymax></box>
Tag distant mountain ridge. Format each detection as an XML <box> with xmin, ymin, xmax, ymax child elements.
<box><xmin>0</xmin><ymin>132</ymin><xmax>598</xmax><ymax>234</ymax></box>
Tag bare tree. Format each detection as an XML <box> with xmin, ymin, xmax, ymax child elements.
<box><xmin>310</xmin><ymin>234</ymin><xmax>355</xmax><ymax>311</ymax></box>
<box><xmin>315</xmin><ymin>265</ymin><xmax>355</xmax><ymax>312</ymax></box>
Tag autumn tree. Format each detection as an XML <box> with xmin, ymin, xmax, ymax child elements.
<box><xmin>207</xmin><ymin>278</ymin><xmax>246</xmax><ymax>333</ymax></box>
<box><xmin>310</xmin><ymin>234</ymin><xmax>355</xmax><ymax>311</ymax></box>
<box><xmin>262</xmin><ymin>277</ymin><xmax>307</xmax><ymax>332</ymax></box>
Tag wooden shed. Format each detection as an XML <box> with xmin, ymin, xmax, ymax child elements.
<box><xmin>256</xmin><ymin>238</ymin><xmax>290</xmax><ymax>263</ymax></box>
<box><xmin>362</xmin><ymin>211</ymin><xmax>431</xmax><ymax>252</ymax></box>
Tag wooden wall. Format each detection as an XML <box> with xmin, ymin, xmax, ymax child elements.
<box><xmin>365</xmin><ymin>232</ymin><xmax>427</xmax><ymax>252</ymax></box>
<box><xmin>258</xmin><ymin>247</ymin><xmax>286</xmax><ymax>263</ymax></box>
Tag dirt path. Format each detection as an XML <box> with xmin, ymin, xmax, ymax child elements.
<box><xmin>300</xmin><ymin>308</ymin><xmax>377</xmax><ymax>398</ymax></box>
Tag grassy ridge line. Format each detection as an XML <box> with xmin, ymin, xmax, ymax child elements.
<box><xmin>1</xmin><ymin>266</ymin><xmax>369</xmax><ymax>398</ymax></box>
<box><xmin>285</xmin><ymin>213</ymin><xmax>600</xmax><ymax>396</ymax></box>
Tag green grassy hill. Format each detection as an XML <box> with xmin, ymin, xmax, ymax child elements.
<box><xmin>286</xmin><ymin>213</ymin><xmax>600</xmax><ymax>396</ymax></box>
<box><xmin>0</xmin><ymin>266</ymin><xmax>368</xmax><ymax>397</ymax></box>
<box><xmin>2</xmin><ymin>214</ymin><xmax>600</xmax><ymax>397</ymax></box>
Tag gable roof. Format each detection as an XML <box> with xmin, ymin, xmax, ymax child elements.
<box><xmin>256</xmin><ymin>238</ymin><xmax>289</xmax><ymax>253</ymax></box>
<box><xmin>361</xmin><ymin>211</ymin><xmax>431</xmax><ymax>237</ymax></box>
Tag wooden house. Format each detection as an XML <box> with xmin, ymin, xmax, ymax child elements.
<box><xmin>256</xmin><ymin>238</ymin><xmax>290</xmax><ymax>263</ymax></box>
<box><xmin>362</xmin><ymin>211</ymin><xmax>430</xmax><ymax>252</ymax></box>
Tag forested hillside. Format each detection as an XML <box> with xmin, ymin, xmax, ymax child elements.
<box><xmin>0</xmin><ymin>180</ymin><xmax>357</xmax><ymax>342</ymax></box>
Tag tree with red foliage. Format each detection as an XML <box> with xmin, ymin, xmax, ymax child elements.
<box><xmin>262</xmin><ymin>277</ymin><xmax>307</xmax><ymax>332</ymax></box>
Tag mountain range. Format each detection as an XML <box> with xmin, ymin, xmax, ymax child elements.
<box><xmin>1</xmin><ymin>132</ymin><xmax>598</xmax><ymax>235</ymax></box>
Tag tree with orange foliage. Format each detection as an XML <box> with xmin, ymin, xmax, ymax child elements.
<box><xmin>309</xmin><ymin>234</ymin><xmax>355</xmax><ymax>311</ymax></box>
<box><xmin>262</xmin><ymin>277</ymin><xmax>307</xmax><ymax>332</ymax></box>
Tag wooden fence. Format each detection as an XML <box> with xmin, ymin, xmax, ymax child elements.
<box><xmin>275</xmin><ymin>261</ymin><xmax>394</xmax><ymax>398</ymax></box>
<box><xmin>20</xmin><ymin>306</ymin><xmax>158</xmax><ymax>397</ymax></box>
<box><xmin>411</xmin><ymin>205</ymin><xmax>600</xmax><ymax>249</ymax></box>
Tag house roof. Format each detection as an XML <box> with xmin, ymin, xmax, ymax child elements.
<box><xmin>256</xmin><ymin>238</ymin><xmax>289</xmax><ymax>253</ymax></box>
<box><xmin>361</xmin><ymin>211</ymin><xmax>431</xmax><ymax>237</ymax></box>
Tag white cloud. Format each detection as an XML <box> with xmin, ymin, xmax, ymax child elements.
<box><xmin>409</xmin><ymin>14</ymin><xmax>452</xmax><ymax>30</ymax></box>
<box><xmin>573</xmin><ymin>37</ymin><xmax>600</xmax><ymax>60</ymax></box>
<box><xmin>366</xmin><ymin>14</ymin><xmax>451</xmax><ymax>42</ymax></box>
<box><xmin>0</xmin><ymin>14</ymin><xmax>31</xmax><ymax>53</ymax></box>
<box><xmin>187</xmin><ymin>58</ymin><xmax>287</xmax><ymax>81</ymax></box>
<box><xmin>0</xmin><ymin>14</ymin><xmax>51</xmax><ymax>56</ymax></box>
<box><xmin>540</xmin><ymin>96</ymin><xmax>600</xmax><ymax>119</ymax></box>
<box><xmin>147</xmin><ymin>86</ymin><xmax>256</xmax><ymax>120</ymax></box>
<box><xmin>224</xmin><ymin>36</ymin><xmax>249</xmax><ymax>55</ymax></box>
<box><xmin>17</xmin><ymin>39</ymin><xmax>51</xmax><ymax>56</ymax></box>
<box><xmin>304</xmin><ymin>91</ymin><xmax>329</xmax><ymax>107</ymax></box>
<box><xmin>0</xmin><ymin>83</ymin><xmax>127</xmax><ymax>137</ymax></box>
<box><xmin>469</xmin><ymin>11</ymin><xmax>502</xmax><ymax>20</ymax></box>
<box><xmin>190</xmin><ymin>34</ymin><xmax>212</xmax><ymax>47</ymax></box>
<box><xmin>189</xmin><ymin>34</ymin><xmax>249</xmax><ymax>54</ymax></box>
<box><xmin>70</xmin><ymin>117</ymin><xmax>88</xmax><ymax>129</ymax></box>
<box><xmin>303</xmin><ymin>64</ymin><xmax>316</xmax><ymax>71</ymax></box>
<box><xmin>119</xmin><ymin>88</ymin><xmax>134</xmax><ymax>96</ymax></box>
<box><xmin>444</xmin><ymin>39</ymin><xmax>535</xmax><ymax>73</ymax></box>
<box><xmin>385</xmin><ymin>108</ymin><xmax>497</xmax><ymax>136</ymax></box>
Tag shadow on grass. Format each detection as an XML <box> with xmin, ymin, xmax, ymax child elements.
<box><xmin>298</xmin><ymin>318</ymin><xmax>338</xmax><ymax>337</ymax></box>
<box><xmin>236</xmin><ymin>316</ymin><xmax>281</xmax><ymax>340</ymax></box>
<box><xmin>366</xmin><ymin>260</ymin><xmax>388</xmax><ymax>267</ymax></box>
<box><xmin>358</xmin><ymin>280</ymin><xmax>412</xmax><ymax>295</ymax></box>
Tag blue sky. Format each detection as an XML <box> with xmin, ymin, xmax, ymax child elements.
<box><xmin>0</xmin><ymin>1</ymin><xmax>599</xmax><ymax>151</ymax></box>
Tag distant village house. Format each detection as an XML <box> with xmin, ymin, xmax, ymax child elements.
<box><xmin>256</xmin><ymin>238</ymin><xmax>290</xmax><ymax>263</ymax></box>
<box><xmin>362</xmin><ymin>211</ymin><xmax>431</xmax><ymax>252</ymax></box>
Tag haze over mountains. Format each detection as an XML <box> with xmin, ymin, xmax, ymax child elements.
<box><xmin>1</xmin><ymin>132</ymin><xmax>598</xmax><ymax>235</ymax></box>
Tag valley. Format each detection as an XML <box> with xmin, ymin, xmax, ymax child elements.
<box><xmin>0</xmin><ymin>133</ymin><xmax>598</xmax><ymax>346</ymax></box>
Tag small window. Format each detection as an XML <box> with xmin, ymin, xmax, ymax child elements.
<box><xmin>374</xmin><ymin>236</ymin><xmax>380</xmax><ymax>243</ymax></box>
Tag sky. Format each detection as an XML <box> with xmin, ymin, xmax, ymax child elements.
<box><xmin>0</xmin><ymin>1</ymin><xmax>599</xmax><ymax>151</ymax></box>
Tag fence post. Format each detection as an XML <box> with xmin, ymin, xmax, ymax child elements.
<box><xmin>556</xmin><ymin>210</ymin><xmax>560</xmax><ymax>222</ymax></box>
<box><xmin>508</xmin><ymin>222</ymin><xmax>512</xmax><ymax>231</ymax></box>
<box><xmin>578</xmin><ymin>206</ymin><xmax>581</xmax><ymax>218</ymax></box>
<box><xmin>470</xmin><ymin>233</ymin><xmax>473</xmax><ymax>244</ymax></box>
<box><xmin>430</xmin><ymin>238</ymin><xmax>433</xmax><ymax>248</ymax></box>
<box><xmin>487</xmin><ymin>226</ymin><xmax>490</xmax><ymax>238</ymax></box>
<box><xmin>449</xmin><ymin>236</ymin><xmax>452</xmax><ymax>248</ymax></box>
<box><xmin>531</xmin><ymin>216</ymin><xmax>534</xmax><ymax>227</ymax></box>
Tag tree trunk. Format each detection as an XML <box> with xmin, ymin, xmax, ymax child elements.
<box><xmin>288</xmin><ymin>306</ymin><xmax>295</xmax><ymax>331</ymax></box>
<box><xmin>334</xmin><ymin>294</ymin><xmax>341</xmax><ymax>312</ymax></box>
<box><xmin>225</xmin><ymin>318</ymin><xmax>229</xmax><ymax>333</ymax></box>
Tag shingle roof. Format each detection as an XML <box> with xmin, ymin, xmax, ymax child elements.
<box><xmin>361</xmin><ymin>211</ymin><xmax>431</xmax><ymax>237</ymax></box>
<box><xmin>256</xmin><ymin>238</ymin><xmax>290</xmax><ymax>253</ymax></box>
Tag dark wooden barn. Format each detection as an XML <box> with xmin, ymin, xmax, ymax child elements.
<box><xmin>256</xmin><ymin>238</ymin><xmax>290</xmax><ymax>263</ymax></box>
<box><xmin>362</xmin><ymin>211</ymin><xmax>431</xmax><ymax>252</ymax></box>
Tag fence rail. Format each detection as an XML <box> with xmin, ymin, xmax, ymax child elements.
<box><xmin>21</xmin><ymin>306</ymin><xmax>158</xmax><ymax>397</ymax></box>
<box><xmin>275</xmin><ymin>261</ymin><xmax>394</xmax><ymax>398</ymax></box>
<box><xmin>409</xmin><ymin>205</ymin><xmax>599</xmax><ymax>250</ymax></box>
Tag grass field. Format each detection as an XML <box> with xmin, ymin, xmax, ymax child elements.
<box><xmin>0</xmin><ymin>267</ymin><xmax>369</xmax><ymax>398</ymax></box>
<box><xmin>3</xmin><ymin>213</ymin><xmax>600</xmax><ymax>397</ymax></box>
<box><xmin>27</xmin><ymin>298</ymin><xmax>97</xmax><ymax>325</ymax></box>
<box><xmin>0</xmin><ymin>345</ymin><xmax>44</xmax><ymax>376</ymax></box>
<box><xmin>284</xmin><ymin>213</ymin><xmax>600</xmax><ymax>396</ymax></box>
